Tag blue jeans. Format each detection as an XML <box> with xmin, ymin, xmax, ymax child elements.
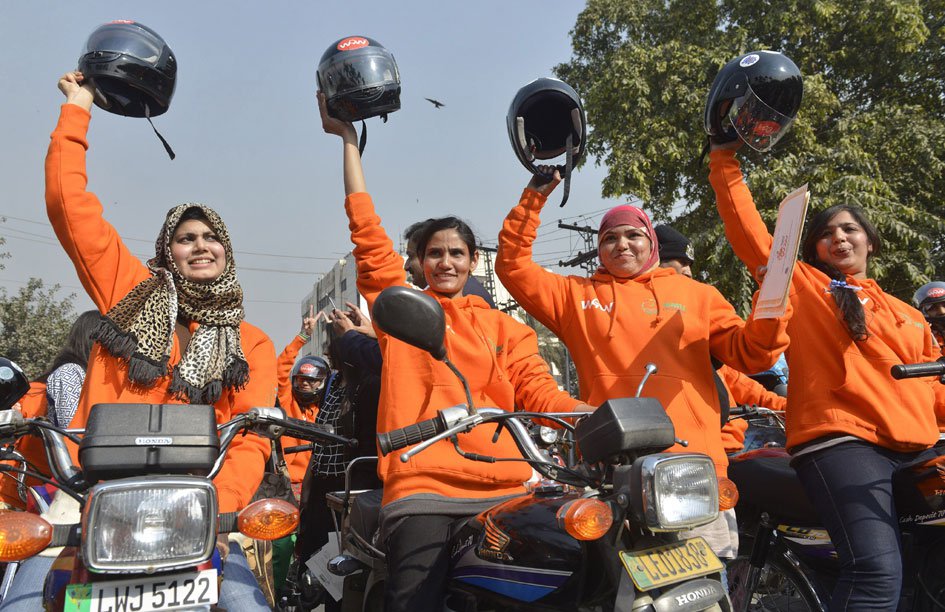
<box><xmin>793</xmin><ymin>440</ymin><xmax>942</xmax><ymax>611</ymax></box>
<box><xmin>0</xmin><ymin>543</ymin><xmax>267</xmax><ymax>610</ymax></box>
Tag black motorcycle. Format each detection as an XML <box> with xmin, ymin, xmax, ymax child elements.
<box><xmin>0</xmin><ymin>356</ymin><xmax>354</xmax><ymax>611</ymax></box>
<box><xmin>726</xmin><ymin>360</ymin><xmax>945</xmax><ymax>611</ymax></box>
<box><xmin>306</xmin><ymin>286</ymin><xmax>732</xmax><ymax>612</ymax></box>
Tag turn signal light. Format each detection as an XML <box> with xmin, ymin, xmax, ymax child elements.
<box><xmin>557</xmin><ymin>498</ymin><xmax>613</xmax><ymax>541</ymax></box>
<box><xmin>718</xmin><ymin>477</ymin><xmax>739</xmax><ymax>511</ymax></box>
<box><xmin>0</xmin><ymin>511</ymin><xmax>53</xmax><ymax>561</ymax></box>
<box><xmin>238</xmin><ymin>498</ymin><xmax>299</xmax><ymax>541</ymax></box>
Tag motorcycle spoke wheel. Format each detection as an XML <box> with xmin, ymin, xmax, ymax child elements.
<box><xmin>727</xmin><ymin>556</ymin><xmax>822</xmax><ymax>612</ymax></box>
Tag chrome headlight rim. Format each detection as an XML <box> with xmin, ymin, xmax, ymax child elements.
<box><xmin>636</xmin><ymin>453</ymin><xmax>719</xmax><ymax>532</ymax></box>
<box><xmin>82</xmin><ymin>476</ymin><xmax>217</xmax><ymax>574</ymax></box>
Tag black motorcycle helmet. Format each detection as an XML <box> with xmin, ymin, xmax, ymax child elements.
<box><xmin>290</xmin><ymin>356</ymin><xmax>330</xmax><ymax>408</ymax></box>
<box><xmin>913</xmin><ymin>281</ymin><xmax>945</xmax><ymax>338</ymax></box>
<box><xmin>78</xmin><ymin>20</ymin><xmax>176</xmax><ymax>118</ymax></box>
<box><xmin>317</xmin><ymin>36</ymin><xmax>401</xmax><ymax>123</ymax></box>
<box><xmin>704</xmin><ymin>50</ymin><xmax>803</xmax><ymax>152</ymax></box>
<box><xmin>506</xmin><ymin>77</ymin><xmax>586</xmax><ymax>207</ymax></box>
<box><xmin>0</xmin><ymin>357</ymin><xmax>29</xmax><ymax>412</ymax></box>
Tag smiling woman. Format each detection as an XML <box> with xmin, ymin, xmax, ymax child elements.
<box><xmin>0</xmin><ymin>70</ymin><xmax>279</xmax><ymax>611</ymax></box>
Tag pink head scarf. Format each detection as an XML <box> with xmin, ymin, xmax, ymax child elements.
<box><xmin>597</xmin><ymin>205</ymin><xmax>660</xmax><ymax>278</ymax></box>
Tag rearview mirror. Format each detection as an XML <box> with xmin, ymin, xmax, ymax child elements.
<box><xmin>0</xmin><ymin>358</ymin><xmax>30</xmax><ymax>411</ymax></box>
<box><xmin>372</xmin><ymin>286</ymin><xmax>446</xmax><ymax>360</ymax></box>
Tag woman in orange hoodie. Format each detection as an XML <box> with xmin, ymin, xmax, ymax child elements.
<box><xmin>708</xmin><ymin>141</ymin><xmax>945</xmax><ymax>610</ymax></box>
<box><xmin>318</xmin><ymin>93</ymin><xmax>589</xmax><ymax>611</ymax></box>
<box><xmin>8</xmin><ymin>71</ymin><xmax>277</xmax><ymax>611</ymax></box>
<box><xmin>496</xmin><ymin>167</ymin><xmax>792</xmax><ymax>560</ymax></box>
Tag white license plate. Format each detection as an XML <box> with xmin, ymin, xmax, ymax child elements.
<box><xmin>64</xmin><ymin>568</ymin><xmax>218</xmax><ymax>612</ymax></box>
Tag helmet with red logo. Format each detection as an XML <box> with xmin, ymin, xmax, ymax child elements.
<box><xmin>78</xmin><ymin>20</ymin><xmax>176</xmax><ymax>118</ymax></box>
<box><xmin>317</xmin><ymin>36</ymin><xmax>401</xmax><ymax>122</ymax></box>
<box><xmin>290</xmin><ymin>356</ymin><xmax>330</xmax><ymax>407</ymax></box>
<box><xmin>914</xmin><ymin>281</ymin><xmax>945</xmax><ymax>319</ymax></box>
<box><xmin>704</xmin><ymin>50</ymin><xmax>803</xmax><ymax>152</ymax></box>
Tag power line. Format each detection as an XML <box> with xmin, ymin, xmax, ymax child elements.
<box><xmin>1</xmin><ymin>213</ymin><xmax>339</xmax><ymax>261</ymax></box>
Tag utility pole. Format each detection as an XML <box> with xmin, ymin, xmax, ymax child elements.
<box><xmin>556</xmin><ymin>221</ymin><xmax>599</xmax><ymax>275</ymax></box>
<box><xmin>478</xmin><ymin>245</ymin><xmax>497</xmax><ymax>299</ymax></box>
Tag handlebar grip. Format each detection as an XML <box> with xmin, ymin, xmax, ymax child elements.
<box><xmin>891</xmin><ymin>362</ymin><xmax>945</xmax><ymax>380</ymax></box>
<box><xmin>378</xmin><ymin>415</ymin><xmax>446</xmax><ymax>456</ymax></box>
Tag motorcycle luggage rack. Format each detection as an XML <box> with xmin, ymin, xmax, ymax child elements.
<box><xmin>326</xmin><ymin>456</ymin><xmax>386</xmax><ymax>563</ymax></box>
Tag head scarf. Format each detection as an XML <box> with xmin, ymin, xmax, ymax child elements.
<box><xmin>596</xmin><ymin>204</ymin><xmax>660</xmax><ymax>278</ymax></box>
<box><xmin>91</xmin><ymin>203</ymin><xmax>249</xmax><ymax>403</ymax></box>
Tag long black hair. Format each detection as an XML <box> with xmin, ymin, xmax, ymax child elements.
<box><xmin>36</xmin><ymin>310</ymin><xmax>104</xmax><ymax>383</ymax></box>
<box><xmin>800</xmin><ymin>205</ymin><xmax>881</xmax><ymax>341</ymax></box>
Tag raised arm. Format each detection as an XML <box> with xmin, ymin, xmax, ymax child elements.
<box><xmin>707</xmin><ymin>147</ymin><xmax>774</xmax><ymax>277</ymax></box>
<box><xmin>496</xmin><ymin>167</ymin><xmax>575</xmax><ymax>334</ymax></box>
<box><xmin>46</xmin><ymin>72</ymin><xmax>150</xmax><ymax>312</ymax></box>
<box><xmin>318</xmin><ymin>92</ymin><xmax>406</xmax><ymax>311</ymax></box>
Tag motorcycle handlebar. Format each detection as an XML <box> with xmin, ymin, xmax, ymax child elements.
<box><xmin>377</xmin><ymin>414</ymin><xmax>447</xmax><ymax>456</ymax></box>
<box><xmin>891</xmin><ymin>361</ymin><xmax>945</xmax><ymax>380</ymax></box>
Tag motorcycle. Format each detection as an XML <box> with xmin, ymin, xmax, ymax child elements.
<box><xmin>307</xmin><ymin>286</ymin><xmax>732</xmax><ymax>612</ymax></box>
<box><xmin>0</xmin><ymin>356</ymin><xmax>354</xmax><ymax>612</ymax></box>
<box><xmin>726</xmin><ymin>359</ymin><xmax>945</xmax><ymax>611</ymax></box>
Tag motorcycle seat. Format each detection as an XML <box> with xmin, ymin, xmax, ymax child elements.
<box><xmin>729</xmin><ymin>455</ymin><xmax>820</xmax><ymax>523</ymax></box>
<box><xmin>350</xmin><ymin>488</ymin><xmax>384</xmax><ymax>542</ymax></box>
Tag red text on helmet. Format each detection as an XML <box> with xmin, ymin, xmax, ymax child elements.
<box><xmin>337</xmin><ymin>37</ymin><xmax>370</xmax><ymax>51</ymax></box>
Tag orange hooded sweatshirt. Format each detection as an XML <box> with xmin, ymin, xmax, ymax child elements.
<box><xmin>717</xmin><ymin>365</ymin><xmax>787</xmax><ymax>453</ymax></box>
<box><xmin>496</xmin><ymin>189</ymin><xmax>792</xmax><ymax>477</ymax></box>
<box><xmin>46</xmin><ymin>105</ymin><xmax>277</xmax><ymax>513</ymax></box>
<box><xmin>276</xmin><ymin>335</ymin><xmax>316</xmax><ymax>484</ymax></box>
<box><xmin>709</xmin><ymin>149</ymin><xmax>944</xmax><ymax>452</ymax></box>
<box><xmin>0</xmin><ymin>382</ymin><xmax>51</xmax><ymax>509</ymax></box>
<box><xmin>345</xmin><ymin>192</ymin><xmax>582</xmax><ymax>507</ymax></box>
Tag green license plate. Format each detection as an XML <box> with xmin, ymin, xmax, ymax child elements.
<box><xmin>618</xmin><ymin>536</ymin><xmax>724</xmax><ymax>590</ymax></box>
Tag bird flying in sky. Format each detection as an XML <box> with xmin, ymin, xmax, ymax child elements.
<box><xmin>425</xmin><ymin>98</ymin><xmax>445</xmax><ymax>109</ymax></box>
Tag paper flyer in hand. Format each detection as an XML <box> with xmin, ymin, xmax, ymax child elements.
<box><xmin>755</xmin><ymin>184</ymin><xmax>810</xmax><ymax>319</ymax></box>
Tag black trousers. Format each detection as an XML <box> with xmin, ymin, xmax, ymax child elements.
<box><xmin>383</xmin><ymin>514</ymin><xmax>456</xmax><ymax>611</ymax></box>
<box><xmin>296</xmin><ymin>470</ymin><xmax>346</xmax><ymax>563</ymax></box>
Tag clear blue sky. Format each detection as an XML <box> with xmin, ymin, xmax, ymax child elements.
<box><xmin>0</xmin><ymin>1</ymin><xmax>621</xmax><ymax>349</ymax></box>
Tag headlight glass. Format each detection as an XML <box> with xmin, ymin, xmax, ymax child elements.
<box><xmin>642</xmin><ymin>455</ymin><xmax>718</xmax><ymax>530</ymax></box>
<box><xmin>84</xmin><ymin>478</ymin><xmax>216</xmax><ymax>573</ymax></box>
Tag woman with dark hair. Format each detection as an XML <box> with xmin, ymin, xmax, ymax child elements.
<box><xmin>36</xmin><ymin>309</ymin><xmax>102</xmax><ymax>427</ymax></box>
<box><xmin>709</xmin><ymin>141</ymin><xmax>945</xmax><ymax>610</ymax></box>
<box><xmin>1</xmin><ymin>71</ymin><xmax>278</xmax><ymax>611</ymax></box>
<box><xmin>318</xmin><ymin>92</ymin><xmax>590</xmax><ymax>611</ymax></box>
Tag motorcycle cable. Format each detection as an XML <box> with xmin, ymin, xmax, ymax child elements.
<box><xmin>0</xmin><ymin>464</ymin><xmax>85</xmax><ymax>505</ymax></box>
<box><xmin>29</xmin><ymin>419</ymin><xmax>83</xmax><ymax>445</ymax></box>
<box><xmin>448</xmin><ymin>437</ymin><xmax>596</xmax><ymax>488</ymax></box>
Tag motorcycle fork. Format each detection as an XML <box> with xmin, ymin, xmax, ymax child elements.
<box><xmin>734</xmin><ymin>516</ymin><xmax>777</xmax><ymax>612</ymax></box>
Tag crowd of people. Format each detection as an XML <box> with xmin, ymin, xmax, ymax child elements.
<box><xmin>0</xmin><ymin>66</ymin><xmax>942</xmax><ymax>612</ymax></box>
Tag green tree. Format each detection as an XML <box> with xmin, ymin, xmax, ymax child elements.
<box><xmin>0</xmin><ymin>278</ymin><xmax>76</xmax><ymax>379</ymax></box>
<box><xmin>557</xmin><ymin>0</ymin><xmax>945</xmax><ymax>312</ymax></box>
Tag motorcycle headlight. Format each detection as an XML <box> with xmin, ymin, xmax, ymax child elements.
<box><xmin>631</xmin><ymin>454</ymin><xmax>719</xmax><ymax>531</ymax></box>
<box><xmin>82</xmin><ymin>477</ymin><xmax>216</xmax><ymax>573</ymax></box>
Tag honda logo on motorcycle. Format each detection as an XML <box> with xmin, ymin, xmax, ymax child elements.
<box><xmin>652</xmin><ymin>578</ymin><xmax>724</xmax><ymax>612</ymax></box>
<box><xmin>477</xmin><ymin>514</ymin><xmax>512</xmax><ymax>561</ymax></box>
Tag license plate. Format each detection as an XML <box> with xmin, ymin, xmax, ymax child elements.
<box><xmin>64</xmin><ymin>568</ymin><xmax>218</xmax><ymax>612</ymax></box>
<box><xmin>618</xmin><ymin>537</ymin><xmax>724</xmax><ymax>590</ymax></box>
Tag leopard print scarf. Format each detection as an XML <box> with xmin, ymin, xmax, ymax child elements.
<box><xmin>92</xmin><ymin>204</ymin><xmax>249</xmax><ymax>404</ymax></box>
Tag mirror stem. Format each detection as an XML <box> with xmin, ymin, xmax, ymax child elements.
<box><xmin>445</xmin><ymin>358</ymin><xmax>476</xmax><ymax>416</ymax></box>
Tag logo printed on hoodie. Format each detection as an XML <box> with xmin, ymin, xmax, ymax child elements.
<box><xmin>581</xmin><ymin>299</ymin><xmax>614</xmax><ymax>313</ymax></box>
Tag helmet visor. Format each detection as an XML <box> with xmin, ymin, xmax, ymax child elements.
<box><xmin>319</xmin><ymin>49</ymin><xmax>399</xmax><ymax>98</ymax></box>
<box><xmin>728</xmin><ymin>84</ymin><xmax>796</xmax><ymax>152</ymax></box>
<box><xmin>83</xmin><ymin>23</ymin><xmax>163</xmax><ymax>64</ymax></box>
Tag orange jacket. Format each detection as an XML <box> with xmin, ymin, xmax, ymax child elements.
<box><xmin>718</xmin><ymin>365</ymin><xmax>787</xmax><ymax>453</ymax></box>
<box><xmin>496</xmin><ymin>189</ymin><xmax>792</xmax><ymax>477</ymax></box>
<box><xmin>46</xmin><ymin>105</ymin><xmax>277</xmax><ymax>513</ymax></box>
<box><xmin>0</xmin><ymin>383</ymin><xmax>51</xmax><ymax>509</ymax></box>
<box><xmin>276</xmin><ymin>335</ymin><xmax>315</xmax><ymax>484</ymax></box>
<box><xmin>345</xmin><ymin>192</ymin><xmax>582</xmax><ymax>506</ymax></box>
<box><xmin>709</xmin><ymin>149</ymin><xmax>943</xmax><ymax>451</ymax></box>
